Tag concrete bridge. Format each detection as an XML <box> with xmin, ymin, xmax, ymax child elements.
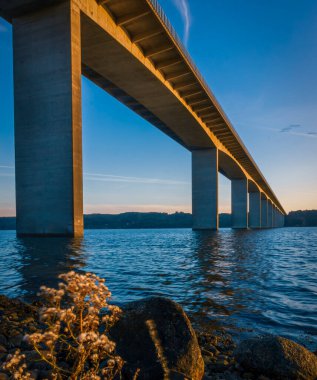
<box><xmin>0</xmin><ymin>0</ymin><xmax>285</xmax><ymax>236</ymax></box>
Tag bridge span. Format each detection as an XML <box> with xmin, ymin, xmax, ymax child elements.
<box><xmin>0</xmin><ymin>0</ymin><xmax>285</xmax><ymax>236</ymax></box>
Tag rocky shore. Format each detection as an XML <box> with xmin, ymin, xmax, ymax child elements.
<box><xmin>0</xmin><ymin>295</ymin><xmax>316</xmax><ymax>380</ymax></box>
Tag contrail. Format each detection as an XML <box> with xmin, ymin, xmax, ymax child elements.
<box><xmin>0</xmin><ymin>166</ymin><xmax>189</xmax><ymax>185</ymax></box>
<box><xmin>0</xmin><ymin>165</ymin><xmax>15</xmax><ymax>176</ymax></box>
<box><xmin>84</xmin><ymin>172</ymin><xmax>189</xmax><ymax>185</ymax></box>
<box><xmin>172</xmin><ymin>0</ymin><xmax>191</xmax><ymax>47</ymax></box>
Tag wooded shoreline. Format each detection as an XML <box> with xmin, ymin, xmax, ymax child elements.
<box><xmin>0</xmin><ymin>210</ymin><xmax>316</xmax><ymax>230</ymax></box>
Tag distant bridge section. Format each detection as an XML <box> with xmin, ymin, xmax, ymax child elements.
<box><xmin>0</xmin><ymin>0</ymin><xmax>285</xmax><ymax>236</ymax></box>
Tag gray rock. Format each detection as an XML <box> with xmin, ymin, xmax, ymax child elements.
<box><xmin>110</xmin><ymin>297</ymin><xmax>204</xmax><ymax>380</ymax></box>
<box><xmin>235</xmin><ymin>335</ymin><xmax>317</xmax><ymax>380</ymax></box>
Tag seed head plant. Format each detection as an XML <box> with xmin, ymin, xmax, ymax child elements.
<box><xmin>2</xmin><ymin>271</ymin><xmax>124</xmax><ymax>379</ymax></box>
<box><xmin>2</xmin><ymin>350</ymin><xmax>31</xmax><ymax>379</ymax></box>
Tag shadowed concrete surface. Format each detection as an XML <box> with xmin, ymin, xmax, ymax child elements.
<box><xmin>0</xmin><ymin>0</ymin><xmax>286</xmax><ymax>235</ymax></box>
<box><xmin>261</xmin><ymin>195</ymin><xmax>268</xmax><ymax>228</ymax></box>
<box><xmin>231</xmin><ymin>179</ymin><xmax>248</xmax><ymax>229</ymax></box>
<box><xmin>192</xmin><ymin>149</ymin><xmax>218</xmax><ymax>230</ymax></box>
<box><xmin>268</xmin><ymin>202</ymin><xmax>273</xmax><ymax>228</ymax></box>
<box><xmin>249</xmin><ymin>191</ymin><xmax>261</xmax><ymax>229</ymax></box>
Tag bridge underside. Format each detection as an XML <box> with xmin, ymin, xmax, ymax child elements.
<box><xmin>1</xmin><ymin>0</ymin><xmax>285</xmax><ymax>235</ymax></box>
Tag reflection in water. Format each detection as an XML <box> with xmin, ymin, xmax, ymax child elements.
<box><xmin>188</xmin><ymin>230</ymin><xmax>262</xmax><ymax>329</ymax></box>
<box><xmin>190</xmin><ymin>231</ymin><xmax>232</xmax><ymax>323</ymax></box>
<box><xmin>0</xmin><ymin>227</ymin><xmax>316</xmax><ymax>350</ymax></box>
<box><xmin>2</xmin><ymin>235</ymin><xmax>86</xmax><ymax>301</ymax></box>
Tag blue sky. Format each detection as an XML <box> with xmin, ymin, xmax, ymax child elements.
<box><xmin>0</xmin><ymin>0</ymin><xmax>316</xmax><ymax>216</ymax></box>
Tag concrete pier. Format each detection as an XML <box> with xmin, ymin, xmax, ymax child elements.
<box><xmin>273</xmin><ymin>207</ymin><xmax>277</xmax><ymax>227</ymax></box>
<box><xmin>277</xmin><ymin>210</ymin><xmax>285</xmax><ymax>227</ymax></box>
<box><xmin>267</xmin><ymin>201</ymin><xmax>273</xmax><ymax>228</ymax></box>
<box><xmin>261</xmin><ymin>195</ymin><xmax>268</xmax><ymax>228</ymax></box>
<box><xmin>192</xmin><ymin>149</ymin><xmax>218</xmax><ymax>229</ymax></box>
<box><xmin>281</xmin><ymin>213</ymin><xmax>285</xmax><ymax>227</ymax></box>
<box><xmin>13</xmin><ymin>1</ymin><xmax>83</xmax><ymax>236</ymax></box>
<box><xmin>231</xmin><ymin>178</ymin><xmax>248</xmax><ymax>228</ymax></box>
<box><xmin>249</xmin><ymin>191</ymin><xmax>261</xmax><ymax>228</ymax></box>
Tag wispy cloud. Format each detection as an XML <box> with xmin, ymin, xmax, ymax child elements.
<box><xmin>291</xmin><ymin>131</ymin><xmax>317</xmax><ymax>138</ymax></box>
<box><xmin>84</xmin><ymin>172</ymin><xmax>188</xmax><ymax>186</ymax></box>
<box><xmin>291</xmin><ymin>132</ymin><xmax>317</xmax><ymax>138</ymax></box>
<box><xmin>280</xmin><ymin>124</ymin><xmax>301</xmax><ymax>133</ymax></box>
<box><xmin>172</xmin><ymin>0</ymin><xmax>191</xmax><ymax>47</ymax></box>
<box><xmin>0</xmin><ymin>165</ymin><xmax>14</xmax><ymax>177</ymax></box>
<box><xmin>278</xmin><ymin>124</ymin><xmax>317</xmax><ymax>138</ymax></box>
<box><xmin>0</xmin><ymin>166</ymin><xmax>189</xmax><ymax>185</ymax></box>
<box><xmin>256</xmin><ymin>125</ymin><xmax>317</xmax><ymax>139</ymax></box>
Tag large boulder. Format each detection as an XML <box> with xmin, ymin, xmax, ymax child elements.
<box><xmin>234</xmin><ymin>335</ymin><xmax>317</xmax><ymax>380</ymax></box>
<box><xmin>110</xmin><ymin>297</ymin><xmax>204</xmax><ymax>380</ymax></box>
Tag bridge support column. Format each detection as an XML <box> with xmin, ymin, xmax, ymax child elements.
<box><xmin>273</xmin><ymin>207</ymin><xmax>277</xmax><ymax>227</ymax></box>
<box><xmin>231</xmin><ymin>178</ymin><xmax>248</xmax><ymax>228</ymax></box>
<box><xmin>192</xmin><ymin>149</ymin><xmax>218</xmax><ymax>230</ymax></box>
<box><xmin>281</xmin><ymin>213</ymin><xmax>285</xmax><ymax>227</ymax></box>
<box><xmin>267</xmin><ymin>201</ymin><xmax>273</xmax><ymax>228</ymax></box>
<box><xmin>249</xmin><ymin>191</ymin><xmax>261</xmax><ymax>228</ymax></box>
<box><xmin>261</xmin><ymin>195</ymin><xmax>268</xmax><ymax>228</ymax></box>
<box><xmin>277</xmin><ymin>211</ymin><xmax>285</xmax><ymax>227</ymax></box>
<box><xmin>13</xmin><ymin>1</ymin><xmax>83</xmax><ymax>236</ymax></box>
<box><xmin>275</xmin><ymin>211</ymin><xmax>278</xmax><ymax>227</ymax></box>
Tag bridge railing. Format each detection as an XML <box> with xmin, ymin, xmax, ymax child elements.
<box><xmin>147</xmin><ymin>0</ymin><xmax>210</xmax><ymax>91</ymax></box>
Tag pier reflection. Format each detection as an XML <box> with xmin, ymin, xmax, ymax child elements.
<box><xmin>15</xmin><ymin>237</ymin><xmax>85</xmax><ymax>301</ymax></box>
<box><xmin>189</xmin><ymin>229</ymin><xmax>257</xmax><ymax>329</ymax></box>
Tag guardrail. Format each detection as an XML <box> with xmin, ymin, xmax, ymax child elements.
<box><xmin>147</xmin><ymin>0</ymin><xmax>209</xmax><ymax>90</ymax></box>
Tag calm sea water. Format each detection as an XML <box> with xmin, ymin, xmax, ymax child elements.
<box><xmin>0</xmin><ymin>227</ymin><xmax>316</xmax><ymax>349</ymax></box>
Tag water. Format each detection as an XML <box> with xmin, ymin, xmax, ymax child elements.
<box><xmin>0</xmin><ymin>227</ymin><xmax>316</xmax><ymax>350</ymax></box>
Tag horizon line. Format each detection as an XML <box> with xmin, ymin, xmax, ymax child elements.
<box><xmin>0</xmin><ymin>209</ymin><xmax>316</xmax><ymax>218</ymax></box>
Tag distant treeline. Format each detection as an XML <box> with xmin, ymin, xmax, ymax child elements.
<box><xmin>84</xmin><ymin>212</ymin><xmax>233</xmax><ymax>229</ymax></box>
<box><xmin>285</xmin><ymin>210</ymin><xmax>317</xmax><ymax>227</ymax></box>
<box><xmin>0</xmin><ymin>217</ymin><xmax>15</xmax><ymax>230</ymax></box>
<box><xmin>0</xmin><ymin>210</ymin><xmax>316</xmax><ymax>230</ymax></box>
<box><xmin>0</xmin><ymin>212</ymin><xmax>231</xmax><ymax>230</ymax></box>
<box><xmin>84</xmin><ymin>212</ymin><xmax>193</xmax><ymax>229</ymax></box>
